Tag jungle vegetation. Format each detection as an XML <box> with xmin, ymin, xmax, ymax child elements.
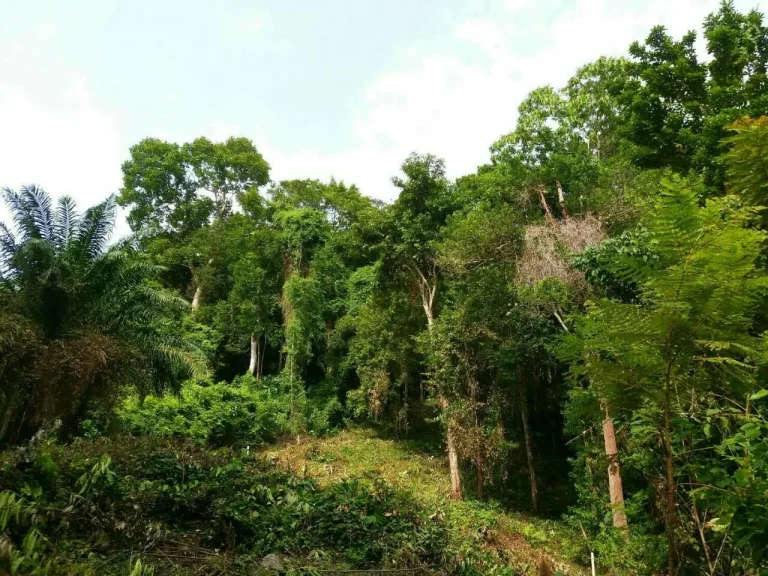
<box><xmin>1</xmin><ymin>3</ymin><xmax>768</xmax><ymax>574</ymax></box>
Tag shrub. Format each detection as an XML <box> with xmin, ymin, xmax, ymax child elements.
<box><xmin>306</xmin><ymin>397</ymin><xmax>345</xmax><ymax>436</ymax></box>
<box><xmin>117</xmin><ymin>377</ymin><xmax>293</xmax><ymax>447</ymax></box>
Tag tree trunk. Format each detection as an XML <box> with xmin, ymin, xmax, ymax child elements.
<box><xmin>419</xmin><ymin>269</ymin><xmax>461</xmax><ymax>500</ymax></box>
<box><xmin>556</xmin><ymin>180</ymin><xmax>569</xmax><ymax>219</ymax></box>
<box><xmin>691</xmin><ymin>494</ymin><xmax>714</xmax><ymax>574</ymax></box>
<box><xmin>476</xmin><ymin>445</ymin><xmax>485</xmax><ymax>499</ymax></box>
<box><xmin>517</xmin><ymin>367</ymin><xmax>538</xmax><ymax>514</ymax></box>
<box><xmin>190</xmin><ymin>258</ymin><xmax>214</xmax><ymax>310</ymax></box>
<box><xmin>443</xmin><ymin>399</ymin><xmax>463</xmax><ymax>500</ymax></box>
<box><xmin>248</xmin><ymin>333</ymin><xmax>259</xmax><ymax>376</ymax></box>
<box><xmin>447</xmin><ymin>429</ymin><xmax>462</xmax><ymax>499</ymax></box>
<box><xmin>258</xmin><ymin>332</ymin><xmax>266</xmax><ymax>379</ymax></box>
<box><xmin>471</xmin><ymin>375</ymin><xmax>484</xmax><ymax>500</ymax></box>
<box><xmin>536</xmin><ymin>185</ymin><xmax>555</xmax><ymax>224</ymax></box>
<box><xmin>437</xmin><ymin>391</ymin><xmax>462</xmax><ymax>500</ymax></box>
<box><xmin>424</xmin><ymin>306</ymin><xmax>434</xmax><ymax>328</ymax></box>
<box><xmin>602</xmin><ymin>403</ymin><xmax>628</xmax><ymax>530</ymax></box>
<box><xmin>664</xmin><ymin>381</ymin><xmax>676</xmax><ymax>574</ymax></box>
<box><xmin>191</xmin><ymin>285</ymin><xmax>202</xmax><ymax>310</ymax></box>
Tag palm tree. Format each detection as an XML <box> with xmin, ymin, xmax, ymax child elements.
<box><xmin>0</xmin><ymin>185</ymin><xmax>206</xmax><ymax>443</ymax></box>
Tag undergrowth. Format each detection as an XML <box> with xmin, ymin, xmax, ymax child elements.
<box><xmin>0</xmin><ymin>436</ymin><xmax>445</xmax><ymax>575</ymax></box>
<box><xmin>0</xmin><ymin>430</ymin><xmax>589</xmax><ymax>575</ymax></box>
<box><xmin>114</xmin><ymin>375</ymin><xmax>344</xmax><ymax>448</ymax></box>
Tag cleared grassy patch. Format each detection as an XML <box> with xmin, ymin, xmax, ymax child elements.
<box><xmin>264</xmin><ymin>427</ymin><xmax>589</xmax><ymax>575</ymax></box>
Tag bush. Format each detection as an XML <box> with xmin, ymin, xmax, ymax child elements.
<box><xmin>117</xmin><ymin>377</ymin><xmax>293</xmax><ymax>447</ymax></box>
<box><xmin>303</xmin><ymin>378</ymin><xmax>345</xmax><ymax>436</ymax></box>
<box><xmin>306</xmin><ymin>397</ymin><xmax>345</xmax><ymax>436</ymax></box>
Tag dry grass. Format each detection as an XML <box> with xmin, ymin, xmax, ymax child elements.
<box><xmin>264</xmin><ymin>428</ymin><xmax>451</xmax><ymax>502</ymax></box>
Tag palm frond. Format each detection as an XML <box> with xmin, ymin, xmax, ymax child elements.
<box><xmin>75</xmin><ymin>195</ymin><xmax>116</xmax><ymax>260</ymax></box>
<box><xmin>2</xmin><ymin>187</ymin><xmax>36</xmax><ymax>243</ymax></box>
<box><xmin>20</xmin><ymin>185</ymin><xmax>55</xmax><ymax>243</ymax></box>
<box><xmin>122</xmin><ymin>328</ymin><xmax>210</xmax><ymax>394</ymax></box>
<box><xmin>154</xmin><ymin>343</ymin><xmax>209</xmax><ymax>382</ymax></box>
<box><xmin>54</xmin><ymin>195</ymin><xmax>80</xmax><ymax>247</ymax></box>
<box><xmin>0</xmin><ymin>223</ymin><xmax>18</xmax><ymax>279</ymax></box>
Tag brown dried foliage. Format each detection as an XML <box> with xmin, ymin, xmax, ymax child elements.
<box><xmin>516</xmin><ymin>214</ymin><xmax>604</xmax><ymax>290</ymax></box>
<box><xmin>0</xmin><ymin>312</ymin><xmax>130</xmax><ymax>444</ymax></box>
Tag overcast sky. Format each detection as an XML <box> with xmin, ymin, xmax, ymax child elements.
<box><xmin>1</xmin><ymin>0</ymin><xmax>766</xmax><ymax>236</ymax></box>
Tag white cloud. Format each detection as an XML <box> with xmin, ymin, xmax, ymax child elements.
<box><xmin>267</xmin><ymin>0</ymin><xmax>766</xmax><ymax>203</ymax></box>
<box><xmin>2</xmin><ymin>0</ymin><xmax>766</xmax><ymax>238</ymax></box>
<box><xmin>0</xmin><ymin>77</ymin><xmax>128</xmax><ymax>236</ymax></box>
<box><xmin>2</xmin><ymin>41</ymin><xmax>24</xmax><ymax>65</ymax></box>
<box><xmin>210</xmin><ymin>123</ymin><xmax>243</xmax><ymax>142</ymax></box>
<box><xmin>504</xmin><ymin>0</ymin><xmax>537</xmax><ymax>13</ymax></box>
<box><xmin>38</xmin><ymin>22</ymin><xmax>58</xmax><ymax>40</ymax></box>
<box><xmin>234</xmin><ymin>14</ymin><xmax>265</xmax><ymax>34</ymax></box>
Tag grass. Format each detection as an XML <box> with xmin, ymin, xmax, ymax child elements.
<box><xmin>264</xmin><ymin>427</ymin><xmax>590</xmax><ymax>575</ymax></box>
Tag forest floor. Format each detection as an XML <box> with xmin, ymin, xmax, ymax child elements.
<box><xmin>263</xmin><ymin>427</ymin><xmax>589</xmax><ymax>576</ymax></box>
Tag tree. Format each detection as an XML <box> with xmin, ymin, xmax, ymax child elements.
<box><xmin>342</xmin><ymin>263</ymin><xmax>423</xmax><ymax>431</ymax></box>
<box><xmin>563</xmin><ymin>177</ymin><xmax>767</xmax><ymax>573</ymax></box>
<box><xmin>564</xmin><ymin>57</ymin><xmax>629</xmax><ymax>162</ymax></box>
<box><xmin>722</xmin><ymin>116</ymin><xmax>768</xmax><ymax>224</ymax></box>
<box><xmin>212</xmin><ymin>222</ymin><xmax>283</xmax><ymax>378</ymax></box>
<box><xmin>184</xmin><ymin>137</ymin><xmax>270</xmax><ymax>221</ymax></box>
<box><xmin>434</xmin><ymin>203</ymin><xmax>524</xmax><ymax>500</ymax></box>
<box><xmin>0</xmin><ymin>186</ymin><xmax>204</xmax><ymax>443</ymax></box>
<box><xmin>118</xmin><ymin>139</ymin><xmax>206</xmax><ymax>236</ymax></box>
<box><xmin>619</xmin><ymin>27</ymin><xmax>708</xmax><ymax>175</ymax></box>
<box><xmin>386</xmin><ymin>153</ymin><xmax>464</xmax><ymax>498</ymax></box>
<box><xmin>490</xmin><ymin>59</ymin><xmax>630</xmax><ymax>221</ymax></box>
<box><xmin>702</xmin><ymin>2</ymin><xmax>768</xmax><ymax>187</ymax></box>
<box><xmin>118</xmin><ymin>136</ymin><xmax>270</xmax><ymax>308</ymax></box>
<box><xmin>119</xmin><ymin>136</ymin><xmax>270</xmax><ymax>233</ymax></box>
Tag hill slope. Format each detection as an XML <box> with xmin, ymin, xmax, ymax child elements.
<box><xmin>265</xmin><ymin>428</ymin><xmax>588</xmax><ymax>575</ymax></box>
<box><xmin>0</xmin><ymin>429</ymin><xmax>588</xmax><ymax>575</ymax></box>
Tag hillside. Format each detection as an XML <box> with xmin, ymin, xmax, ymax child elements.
<box><xmin>266</xmin><ymin>428</ymin><xmax>588</xmax><ymax>575</ymax></box>
<box><xmin>0</xmin><ymin>429</ymin><xmax>585</xmax><ymax>575</ymax></box>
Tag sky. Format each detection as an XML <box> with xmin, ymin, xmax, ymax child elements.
<box><xmin>1</xmin><ymin>0</ymin><xmax>767</xmax><ymax>236</ymax></box>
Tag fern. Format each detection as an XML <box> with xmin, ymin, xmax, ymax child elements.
<box><xmin>565</xmin><ymin>175</ymin><xmax>768</xmax><ymax>571</ymax></box>
<box><xmin>723</xmin><ymin>116</ymin><xmax>768</xmax><ymax>221</ymax></box>
<box><xmin>573</xmin><ymin>175</ymin><xmax>767</xmax><ymax>403</ymax></box>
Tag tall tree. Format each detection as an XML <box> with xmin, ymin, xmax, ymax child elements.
<box><xmin>118</xmin><ymin>136</ymin><xmax>270</xmax><ymax>308</ymax></box>
<box><xmin>619</xmin><ymin>27</ymin><xmax>708</xmax><ymax>175</ymax></box>
<box><xmin>702</xmin><ymin>2</ymin><xmax>768</xmax><ymax>187</ymax></box>
<box><xmin>386</xmin><ymin>153</ymin><xmax>463</xmax><ymax>499</ymax></box>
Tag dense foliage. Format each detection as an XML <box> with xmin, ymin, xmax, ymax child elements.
<box><xmin>0</xmin><ymin>437</ymin><xmax>448</xmax><ymax>575</ymax></box>
<box><xmin>2</xmin><ymin>2</ymin><xmax>768</xmax><ymax>574</ymax></box>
